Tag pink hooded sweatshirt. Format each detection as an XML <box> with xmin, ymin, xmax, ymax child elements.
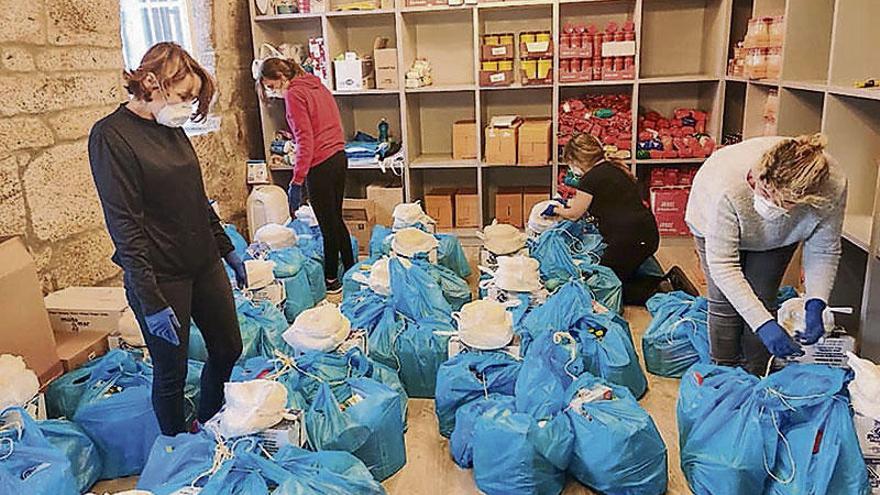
<box><xmin>284</xmin><ymin>74</ymin><xmax>345</xmax><ymax>185</ymax></box>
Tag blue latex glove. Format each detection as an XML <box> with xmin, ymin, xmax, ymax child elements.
<box><xmin>145</xmin><ymin>307</ymin><xmax>181</xmax><ymax>346</ymax></box>
<box><xmin>288</xmin><ymin>183</ymin><xmax>303</xmax><ymax>216</ymax></box>
<box><xmin>756</xmin><ymin>320</ymin><xmax>804</xmax><ymax>358</ymax></box>
<box><xmin>541</xmin><ymin>204</ymin><xmax>558</xmax><ymax>217</ymax></box>
<box><xmin>797</xmin><ymin>298</ymin><xmax>827</xmax><ymax>345</ymax></box>
<box><xmin>224</xmin><ymin>251</ymin><xmax>247</xmax><ymax>289</ymax></box>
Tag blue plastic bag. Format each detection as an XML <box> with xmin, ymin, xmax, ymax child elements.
<box><xmin>342</xmin><ymin>256</ymin><xmax>381</xmax><ymax>298</ymax></box>
<box><xmin>223</xmin><ymin>224</ymin><xmax>249</xmax><ymax>258</ymax></box>
<box><xmin>758</xmin><ymin>364</ymin><xmax>869</xmax><ymax>495</ymax></box>
<box><xmin>520</xmin><ymin>281</ymin><xmax>594</xmax><ymax>353</ymax></box>
<box><xmin>136</xmin><ymin>432</ymin><xmax>217</xmax><ymax>494</ymax></box>
<box><xmin>273</xmin><ymin>446</ymin><xmax>386</xmax><ymax>494</ymax></box>
<box><xmin>389</xmin><ymin>258</ymin><xmax>452</xmax><ymax>322</ymax></box>
<box><xmin>0</xmin><ymin>408</ymin><xmax>78</xmax><ymax>495</ymax></box>
<box><xmin>777</xmin><ymin>285</ymin><xmax>799</xmax><ymax>306</ymax></box>
<box><xmin>369</xmin><ymin>225</ymin><xmax>472</xmax><ymax>279</ymax></box>
<box><xmin>581</xmin><ymin>263</ymin><xmax>623</xmax><ymax>314</ymax></box>
<box><xmin>265</xmin><ymin>247</ymin><xmax>325</xmax><ymax>322</ymax></box>
<box><xmin>394</xmin><ymin>318</ymin><xmax>452</xmax><ymax>398</ymax></box>
<box><xmin>677</xmin><ymin>364</ymin><xmax>768</xmax><ymax>495</ymax></box>
<box><xmin>45</xmin><ymin>358</ymin><xmax>102</xmax><ymax>419</ymax></box>
<box><xmin>39</xmin><ymin>419</ymin><xmax>102</xmax><ymax>493</ymax></box>
<box><xmin>566</xmin><ymin>374</ymin><xmax>668</xmax><ymax>495</ymax></box>
<box><xmin>72</xmin><ymin>350</ymin><xmax>161</xmax><ymax>479</ymax></box>
<box><xmin>515</xmin><ymin>329</ymin><xmax>584</xmax><ymax>419</ymax></box>
<box><xmin>450</xmin><ymin>394</ymin><xmax>516</xmax><ymax>468</ymax></box>
<box><xmin>188</xmin><ymin>294</ymin><xmax>263</xmax><ymax>365</ymax></box>
<box><xmin>472</xmin><ymin>406</ymin><xmax>566</xmax><ymax>495</ymax></box>
<box><xmin>435</xmin><ymin>352</ymin><xmax>521</xmax><ymax>437</ymax></box>
<box><xmin>575</xmin><ymin>311</ymin><xmax>648</xmax><ymax>399</ymax></box>
<box><xmin>414</xmin><ymin>259</ymin><xmax>472</xmax><ymax>311</ymax></box>
<box><xmin>642</xmin><ymin>291</ymin><xmax>710</xmax><ymax>378</ymax></box>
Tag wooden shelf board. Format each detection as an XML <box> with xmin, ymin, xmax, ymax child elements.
<box><xmin>399</xmin><ymin>4</ymin><xmax>474</xmax><ymax>13</ymax></box>
<box><xmin>254</xmin><ymin>12</ymin><xmax>323</xmax><ymax>21</ymax></box>
<box><xmin>411</xmin><ymin>154</ymin><xmax>478</xmax><ymax>168</ymax></box>
<box><xmin>324</xmin><ymin>8</ymin><xmax>395</xmax><ymax>17</ymax></box>
<box><xmin>749</xmin><ymin>79</ymin><xmax>781</xmax><ymax>88</ymax></box>
<box><xmin>827</xmin><ymin>85</ymin><xmax>880</xmax><ymax>102</ymax></box>
<box><xmin>333</xmin><ymin>88</ymin><xmax>400</xmax><ymax>96</ymax></box>
<box><xmin>558</xmin><ymin>79</ymin><xmax>634</xmax><ymax>88</ymax></box>
<box><xmin>638</xmin><ymin>75</ymin><xmax>719</xmax><ymax>85</ymax></box>
<box><xmin>477</xmin><ymin>0</ymin><xmax>552</xmax><ymax>10</ymax></box>
<box><xmin>405</xmin><ymin>84</ymin><xmax>476</xmax><ymax>93</ymax></box>
<box><xmin>635</xmin><ymin>158</ymin><xmax>706</xmax><ymax>165</ymax></box>
<box><xmin>780</xmin><ymin>80</ymin><xmax>828</xmax><ymax>93</ymax></box>
<box><xmin>725</xmin><ymin>76</ymin><xmax>748</xmax><ymax>84</ymax></box>
<box><xmin>843</xmin><ymin>214</ymin><xmax>873</xmax><ymax>251</ymax></box>
<box><xmin>480</xmin><ymin>83</ymin><xmax>553</xmax><ymax>91</ymax></box>
<box><xmin>482</xmin><ymin>162</ymin><xmax>551</xmax><ymax>168</ymax></box>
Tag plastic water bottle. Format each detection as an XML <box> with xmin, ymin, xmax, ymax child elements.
<box><xmin>378</xmin><ymin>118</ymin><xmax>389</xmax><ymax>142</ymax></box>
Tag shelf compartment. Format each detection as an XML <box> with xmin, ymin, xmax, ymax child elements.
<box><xmin>559</xmin><ymin>0</ymin><xmax>636</xmax><ymax>33</ymax></box>
<box><xmin>325</xmin><ymin>12</ymin><xmax>397</xmax><ymax>60</ymax></box>
<box><xmin>823</xmin><ymin>94</ymin><xmax>880</xmax><ymax>250</ymax></box>
<box><xmin>400</xmin><ymin>9</ymin><xmax>475</xmax><ymax>87</ymax></box>
<box><xmin>482</xmin><ymin>166</ymin><xmax>554</xmax><ymax>226</ymax></box>
<box><xmin>405</xmin><ymin>91</ymin><xmax>477</xmax><ymax>165</ymax></box>
<box><xmin>727</xmin><ymin>0</ymin><xmax>754</xmax><ymax>61</ymax></box>
<box><xmin>637</xmin><ymin>81</ymin><xmax>722</xmax><ymax>138</ymax></box>
<box><xmin>752</xmin><ymin>0</ymin><xmax>784</xmax><ymax>16</ymax></box>
<box><xmin>640</xmin><ymin>0</ymin><xmax>728</xmax><ymax>79</ymax></box>
<box><xmin>408</xmin><ymin>168</ymin><xmax>480</xmax><ymax>226</ymax></box>
<box><xmin>776</xmin><ymin>87</ymin><xmax>823</xmax><ymax>137</ymax></box>
<box><xmin>742</xmin><ymin>82</ymin><xmax>776</xmax><ymax>138</ymax></box>
<box><xmin>345</xmin><ymin>168</ymin><xmax>404</xmax><ymax>199</ymax></box>
<box><xmin>478</xmin><ymin>2</ymin><xmax>552</xmax><ymax>89</ymax></box>
<box><xmin>829</xmin><ymin>0</ymin><xmax>879</xmax><ymax>89</ymax></box>
<box><xmin>480</xmin><ymin>87</ymin><xmax>552</xmax><ymax>164</ymax></box>
<box><xmin>335</xmin><ymin>92</ymin><xmax>401</xmax><ymax>144</ymax></box>
<box><xmin>722</xmin><ymin>79</ymin><xmax>746</xmax><ymax>139</ymax></box>
<box><xmin>780</xmin><ymin>0</ymin><xmax>834</xmax><ymax>85</ymax></box>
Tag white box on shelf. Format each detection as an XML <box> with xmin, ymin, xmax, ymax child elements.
<box><xmin>334</xmin><ymin>58</ymin><xmax>375</xmax><ymax>92</ymax></box>
<box><xmin>44</xmin><ymin>287</ymin><xmax>128</xmax><ymax>334</ymax></box>
<box><xmin>247</xmin><ymin>160</ymin><xmax>270</xmax><ymax>185</ymax></box>
<box><xmin>602</xmin><ymin>41</ymin><xmax>637</xmax><ymax>57</ymax></box>
<box><xmin>256</xmin><ymin>410</ymin><xmax>307</xmax><ymax>455</ymax></box>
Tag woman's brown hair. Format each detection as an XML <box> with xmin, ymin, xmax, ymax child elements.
<box><xmin>123</xmin><ymin>42</ymin><xmax>215</xmax><ymax>122</ymax></box>
<box><xmin>255</xmin><ymin>58</ymin><xmax>306</xmax><ymax>101</ymax></box>
<box><xmin>754</xmin><ymin>133</ymin><xmax>831</xmax><ymax>208</ymax></box>
<box><xmin>563</xmin><ymin>132</ymin><xmax>635</xmax><ymax>181</ymax></box>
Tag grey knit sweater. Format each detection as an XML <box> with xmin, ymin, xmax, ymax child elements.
<box><xmin>686</xmin><ymin>137</ymin><xmax>848</xmax><ymax>330</ymax></box>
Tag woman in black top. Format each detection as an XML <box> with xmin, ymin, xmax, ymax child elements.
<box><xmin>553</xmin><ymin>133</ymin><xmax>693</xmax><ymax>304</ymax></box>
<box><xmin>88</xmin><ymin>43</ymin><xmax>244</xmax><ymax>435</ymax></box>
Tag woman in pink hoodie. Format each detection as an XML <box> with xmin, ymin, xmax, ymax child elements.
<box><xmin>258</xmin><ymin>58</ymin><xmax>353</xmax><ymax>294</ymax></box>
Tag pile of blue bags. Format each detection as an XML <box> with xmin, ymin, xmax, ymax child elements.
<box><xmin>678</xmin><ymin>363</ymin><xmax>870</xmax><ymax>495</ymax></box>
<box><xmin>642</xmin><ymin>291</ymin><xmax>711</xmax><ymax>378</ymax></box>
<box><xmin>342</xmin><ymin>256</ymin><xmax>461</xmax><ymax>398</ymax></box>
<box><xmin>434</xmin><ymin>278</ymin><xmax>666</xmax><ymax>495</ymax></box>
<box><xmin>288</xmin><ymin>217</ymin><xmax>359</xmax><ymax>279</ymax></box>
<box><xmin>368</xmin><ymin>224</ymin><xmax>472</xmax><ymax>280</ymax></box>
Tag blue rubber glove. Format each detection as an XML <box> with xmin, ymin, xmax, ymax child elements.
<box><xmin>145</xmin><ymin>307</ymin><xmax>181</xmax><ymax>346</ymax></box>
<box><xmin>288</xmin><ymin>183</ymin><xmax>303</xmax><ymax>216</ymax></box>
<box><xmin>224</xmin><ymin>251</ymin><xmax>247</xmax><ymax>289</ymax></box>
<box><xmin>541</xmin><ymin>204</ymin><xmax>558</xmax><ymax>217</ymax></box>
<box><xmin>797</xmin><ymin>298</ymin><xmax>827</xmax><ymax>345</ymax></box>
<box><xmin>756</xmin><ymin>320</ymin><xmax>804</xmax><ymax>358</ymax></box>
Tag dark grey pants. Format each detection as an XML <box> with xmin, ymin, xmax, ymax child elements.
<box><xmin>695</xmin><ymin>237</ymin><xmax>797</xmax><ymax>376</ymax></box>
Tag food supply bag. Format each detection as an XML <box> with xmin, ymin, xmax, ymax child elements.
<box><xmin>369</xmin><ymin>225</ymin><xmax>472</xmax><ymax>279</ymax></box>
<box><xmin>72</xmin><ymin>349</ymin><xmax>161</xmax><ymax>479</ymax></box>
<box><xmin>515</xmin><ymin>329</ymin><xmax>584</xmax><ymax>419</ymax></box>
<box><xmin>520</xmin><ymin>281</ymin><xmax>594</xmax><ymax>353</ymax></box>
<box><xmin>471</xmin><ymin>407</ymin><xmax>567</xmax><ymax>495</ymax></box>
<box><xmin>305</xmin><ymin>378</ymin><xmax>406</xmax><ymax>480</ymax></box>
<box><xmin>342</xmin><ymin>256</ymin><xmax>382</xmax><ymax>298</ymax></box>
<box><xmin>450</xmin><ymin>394</ymin><xmax>516</xmax><ymax>468</ymax></box>
<box><xmin>435</xmin><ymin>351</ymin><xmax>521</xmax><ymax>437</ymax></box>
<box><xmin>642</xmin><ymin>291</ymin><xmax>710</xmax><ymax>378</ymax></box>
<box><xmin>266</xmin><ymin>247</ymin><xmax>326</xmax><ymax>322</ymax></box>
<box><xmin>0</xmin><ymin>408</ymin><xmax>77</xmax><ymax>495</ymax></box>
<box><xmin>45</xmin><ymin>358</ymin><xmax>103</xmax><ymax>419</ymax></box>
<box><xmin>223</xmin><ymin>224</ymin><xmax>249</xmax><ymax>258</ymax></box>
<box><xmin>565</xmin><ymin>375</ymin><xmax>668</xmax><ymax>495</ymax></box>
<box><xmin>272</xmin><ymin>446</ymin><xmax>386</xmax><ymax>494</ymax></box>
<box><xmin>188</xmin><ymin>293</ymin><xmax>263</xmax><ymax>365</ymax></box>
<box><xmin>137</xmin><ymin>432</ymin><xmax>217</xmax><ymax>494</ymax></box>
<box><xmin>39</xmin><ymin>419</ymin><xmax>102</xmax><ymax>493</ymax></box>
<box><xmin>576</xmin><ymin>311</ymin><xmax>648</xmax><ymax>399</ymax></box>
<box><xmin>414</xmin><ymin>259</ymin><xmax>472</xmax><ymax>311</ymax></box>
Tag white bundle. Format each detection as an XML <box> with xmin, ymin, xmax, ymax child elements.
<box><xmin>0</xmin><ymin>354</ymin><xmax>39</xmax><ymax>410</ymax></box>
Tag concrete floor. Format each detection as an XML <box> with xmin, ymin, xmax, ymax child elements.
<box><xmin>92</xmin><ymin>305</ymin><xmax>690</xmax><ymax>495</ymax></box>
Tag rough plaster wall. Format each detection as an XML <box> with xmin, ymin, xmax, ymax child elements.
<box><xmin>0</xmin><ymin>0</ymin><xmax>258</xmax><ymax>293</ymax></box>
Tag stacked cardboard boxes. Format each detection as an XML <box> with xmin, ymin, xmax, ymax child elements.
<box><xmin>518</xmin><ymin>119</ymin><xmax>552</xmax><ymax>166</ymax></box>
<box><xmin>491</xmin><ymin>187</ymin><xmax>551</xmax><ymax>227</ymax></box>
<box><xmin>480</xmin><ymin>33</ymin><xmax>516</xmax><ymax>87</ymax></box>
<box><xmin>519</xmin><ymin>31</ymin><xmax>553</xmax><ymax>85</ymax></box>
<box><xmin>560</xmin><ymin>20</ymin><xmax>635</xmax><ymax>82</ymax></box>
<box><xmin>424</xmin><ymin>189</ymin><xmax>481</xmax><ymax>229</ymax></box>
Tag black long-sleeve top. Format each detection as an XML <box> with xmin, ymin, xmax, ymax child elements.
<box><xmin>88</xmin><ymin>104</ymin><xmax>234</xmax><ymax>315</ymax></box>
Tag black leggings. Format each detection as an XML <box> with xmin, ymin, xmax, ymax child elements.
<box><xmin>601</xmin><ymin>234</ymin><xmax>661</xmax><ymax>305</ymax></box>
<box><xmin>125</xmin><ymin>260</ymin><xmax>242</xmax><ymax>435</ymax></box>
<box><xmin>306</xmin><ymin>150</ymin><xmax>355</xmax><ymax>279</ymax></box>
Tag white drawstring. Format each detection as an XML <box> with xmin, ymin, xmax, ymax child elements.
<box><xmin>552</xmin><ymin>331</ymin><xmax>580</xmax><ymax>380</ymax></box>
<box><xmin>761</xmin><ymin>406</ymin><xmax>796</xmax><ymax>485</ymax></box>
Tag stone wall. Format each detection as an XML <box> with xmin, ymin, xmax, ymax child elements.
<box><xmin>0</xmin><ymin>0</ymin><xmax>259</xmax><ymax>292</ymax></box>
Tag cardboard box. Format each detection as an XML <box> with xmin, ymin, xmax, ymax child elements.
<box><xmin>522</xmin><ymin>186</ymin><xmax>550</xmax><ymax>224</ymax></box>
<box><xmin>495</xmin><ymin>188</ymin><xmax>524</xmax><ymax>228</ymax></box>
<box><xmin>343</xmin><ymin>199</ymin><xmax>376</xmax><ymax>256</ymax></box>
<box><xmin>366</xmin><ymin>184</ymin><xmax>403</xmax><ymax>226</ymax></box>
<box><xmin>44</xmin><ymin>286</ymin><xmax>128</xmax><ymax>334</ymax></box>
<box><xmin>54</xmin><ymin>329</ymin><xmax>110</xmax><ymax>372</ymax></box>
<box><xmin>484</xmin><ymin>121</ymin><xmax>521</xmax><ymax>165</ymax></box>
<box><xmin>480</xmin><ymin>43</ymin><xmax>515</xmax><ymax>61</ymax></box>
<box><xmin>373</xmin><ymin>37</ymin><xmax>398</xmax><ymax>90</ymax></box>
<box><xmin>518</xmin><ymin>119</ymin><xmax>552</xmax><ymax>165</ymax></box>
<box><xmin>453</xmin><ymin>120</ymin><xmax>477</xmax><ymax>160</ymax></box>
<box><xmin>650</xmin><ymin>187</ymin><xmax>690</xmax><ymax>214</ymax></box>
<box><xmin>479</xmin><ymin>70</ymin><xmax>515</xmax><ymax>87</ymax></box>
<box><xmin>334</xmin><ymin>56</ymin><xmax>375</xmax><ymax>92</ymax></box>
<box><xmin>424</xmin><ymin>188</ymin><xmax>456</xmax><ymax>229</ymax></box>
<box><xmin>455</xmin><ymin>189</ymin><xmax>480</xmax><ymax>228</ymax></box>
<box><xmin>654</xmin><ymin>210</ymin><xmax>689</xmax><ymax>236</ymax></box>
<box><xmin>0</xmin><ymin>237</ymin><xmax>63</xmax><ymax>386</ymax></box>
<box><xmin>375</xmin><ymin>67</ymin><xmax>398</xmax><ymax>90</ymax></box>
<box><xmin>855</xmin><ymin>412</ymin><xmax>880</xmax><ymax>459</ymax></box>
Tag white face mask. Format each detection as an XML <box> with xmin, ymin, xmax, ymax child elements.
<box><xmin>155</xmin><ymin>101</ymin><xmax>193</xmax><ymax>128</ymax></box>
<box><xmin>265</xmin><ymin>88</ymin><xmax>285</xmax><ymax>99</ymax></box>
<box><xmin>753</xmin><ymin>192</ymin><xmax>788</xmax><ymax>220</ymax></box>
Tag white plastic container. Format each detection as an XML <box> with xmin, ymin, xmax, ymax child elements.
<box><xmin>247</xmin><ymin>184</ymin><xmax>290</xmax><ymax>239</ymax></box>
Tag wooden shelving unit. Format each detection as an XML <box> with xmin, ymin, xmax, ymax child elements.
<box><xmin>249</xmin><ymin>0</ymin><xmax>880</xmax><ymax>351</ymax></box>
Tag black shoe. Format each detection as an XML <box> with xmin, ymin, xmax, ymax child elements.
<box><xmin>326</xmin><ymin>278</ymin><xmax>342</xmax><ymax>295</ymax></box>
<box><xmin>665</xmin><ymin>265</ymin><xmax>700</xmax><ymax>297</ymax></box>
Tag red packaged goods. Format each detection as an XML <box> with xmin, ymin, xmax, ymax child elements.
<box><xmin>651</xmin><ymin>187</ymin><xmax>689</xmax><ymax>214</ymax></box>
<box><xmin>655</xmin><ymin>210</ymin><xmax>690</xmax><ymax>236</ymax></box>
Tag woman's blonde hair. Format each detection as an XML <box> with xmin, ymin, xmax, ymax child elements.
<box><xmin>562</xmin><ymin>133</ymin><xmax>634</xmax><ymax>181</ymax></box>
<box><xmin>754</xmin><ymin>133</ymin><xmax>831</xmax><ymax>207</ymax></box>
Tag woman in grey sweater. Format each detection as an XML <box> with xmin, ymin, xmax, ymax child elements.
<box><xmin>686</xmin><ymin>134</ymin><xmax>846</xmax><ymax>375</ymax></box>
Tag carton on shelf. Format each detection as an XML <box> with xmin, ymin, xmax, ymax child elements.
<box><xmin>424</xmin><ymin>188</ymin><xmax>457</xmax><ymax>229</ymax></box>
<box><xmin>343</xmin><ymin>198</ymin><xmax>377</xmax><ymax>256</ymax></box>
<box><xmin>518</xmin><ymin>118</ymin><xmax>551</xmax><ymax>166</ymax></box>
<box><xmin>495</xmin><ymin>188</ymin><xmax>524</xmax><ymax>228</ymax></box>
<box><xmin>452</xmin><ymin>120</ymin><xmax>477</xmax><ymax>160</ymax></box>
<box><xmin>43</xmin><ymin>286</ymin><xmax>128</xmax><ymax>334</ymax></box>
<box><xmin>366</xmin><ymin>184</ymin><xmax>403</xmax><ymax>227</ymax></box>
<box><xmin>455</xmin><ymin>189</ymin><xmax>480</xmax><ymax>228</ymax></box>
<box><xmin>522</xmin><ymin>186</ymin><xmax>550</xmax><ymax>225</ymax></box>
<box><xmin>484</xmin><ymin>116</ymin><xmax>522</xmax><ymax>165</ymax></box>
<box><xmin>0</xmin><ymin>237</ymin><xmax>63</xmax><ymax>386</ymax></box>
<box><xmin>373</xmin><ymin>37</ymin><xmax>398</xmax><ymax>90</ymax></box>
<box><xmin>54</xmin><ymin>329</ymin><xmax>110</xmax><ymax>372</ymax></box>
<box><xmin>333</xmin><ymin>53</ymin><xmax>375</xmax><ymax>92</ymax></box>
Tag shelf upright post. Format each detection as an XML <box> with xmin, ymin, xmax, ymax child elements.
<box><xmin>551</xmin><ymin>0</ymin><xmax>560</xmax><ymax>196</ymax></box>
<box><xmin>474</xmin><ymin>6</ymin><xmax>485</xmax><ymax>226</ymax></box>
<box><xmin>395</xmin><ymin>4</ymin><xmax>412</xmax><ymax>201</ymax></box>
<box><xmin>630</xmin><ymin>0</ymin><xmax>644</xmax><ymax>174</ymax></box>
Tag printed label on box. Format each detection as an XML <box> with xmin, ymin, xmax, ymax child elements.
<box><xmin>247</xmin><ymin>161</ymin><xmax>270</xmax><ymax>184</ymax></box>
<box><xmin>525</xmin><ymin>41</ymin><xmax>550</xmax><ymax>53</ymax></box>
<box><xmin>794</xmin><ymin>333</ymin><xmax>856</xmax><ymax>368</ymax></box>
<box><xmin>489</xmin><ymin>73</ymin><xmax>507</xmax><ymax>83</ymax></box>
<box><xmin>601</xmin><ymin>40</ymin><xmax>636</xmax><ymax>57</ymax></box>
<box><xmin>256</xmin><ymin>410</ymin><xmax>307</xmax><ymax>455</ymax></box>
<box><xmin>491</xmin><ymin>46</ymin><xmax>508</xmax><ymax>56</ymax></box>
<box><xmin>866</xmin><ymin>457</ymin><xmax>880</xmax><ymax>492</ymax></box>
<box><xmin>856</xmin><ymin>413</ymin><xmax>880</xmax><ymax>459</ymax></box>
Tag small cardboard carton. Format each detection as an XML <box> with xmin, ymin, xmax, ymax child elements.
<box><xmin>424</xmin><ymin>188</ymin><xmax>457</xmax><ymax>229</ymax></box>
<box><xmin>495</xmin><ymin>188</ymin><xmax>524</xmax><ymax>228</ymax></box>
<box><xmin>0</xmin><ymin>237</ymin><xmax>63</xmax><ymax>386</ymax></box>
<box><xmin>484</xmin><ymin>117</ymin><xmax>522</xmax><ymax>165</ymax></box>
<box><xmin>343</xmin><ymin>198</ymin><xmax>377</xmax><ymax>256</ymax></box>
<box><xmin>367</xmin><ymin>184</ymin><xmax>403</xmax><ymax>227</ymax></box>
<box><xmin>455</xmin><ymin>189</ymin><xmax>480</xmax><ymax>228</ymax></box>
<box><xmin>452</xmin><ymin>120</ymin><xmax>477</xmax><ymax>160</ymax></box>
<box><xmin>518</xmin><ymin>118</ymin><xmax>551</xmax><ymax>165</ymax></box>
<box><xmin>44</xmin><ymin>286</ymin><xmax>128</xmax><ymax>334</ymax></box>
<box><xmin>54</xmin><ymin>329</ymin><xmax>110</xmax><ymax>372</ymax></box>
<box><xmin>334</xmin><ymin>53</ymin><xmax>375</xmax><ymax>92</ymax></box>
<box><xmin>522</xmin><ymin>186</ymin><xmax>551</xmax><ymax>224</ymax></box>
<box><xmin>373</xmin><ymin>37</ymin><xmax>398</xmax><ymax>90</ymax></box>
